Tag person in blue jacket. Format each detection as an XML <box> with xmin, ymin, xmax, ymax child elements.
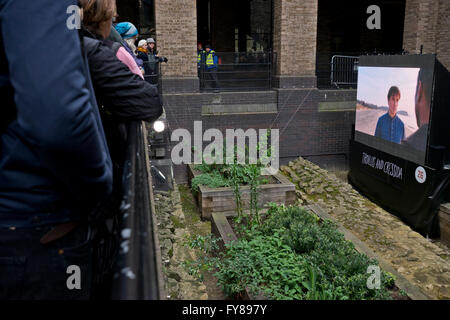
<box><xmin>0</xmin><ymin>0</ymin><xmax>112</xmax><ymax>299</ymax></box>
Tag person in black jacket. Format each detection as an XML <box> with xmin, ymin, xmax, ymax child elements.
<box><xmin>80</xmin><ymin>0</ymin><xmax>163</xmax><ymax>211</ymax></box>
<box><xmin>136</xmin><ymin>39</ymin><xmax>152</xmax><ymax>81</ymax></box>
<box><xmin>146</xmin><ymin>38</ymin><xmax>168</xmax><ymax>84</ymax></box>
<box><xmin>82</xmin><ymin>31</ymin><xmax>162</xmax><ymax>122</ymax></box>
<box><xmin>80</xmin><ymin>1</ymin><xmax>160</xmax><ymax>110</ymax></box>
<box><xmin>79</xmin><ymin>0</ymin><xmax>162</xmax><ymax>140</ymax></box>
<box><xmin>79</xmin><ymin>0</ymin><xmax>163</xmax><ymax>296</ymax></box>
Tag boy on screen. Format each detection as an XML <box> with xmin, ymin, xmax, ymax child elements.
<box><xmin>374</xmin><ymin>86</ymin><xmax>405</xmax><ymax>144</ymax></box>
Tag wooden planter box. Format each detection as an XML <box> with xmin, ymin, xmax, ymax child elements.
<box><xmin>188</xmin><ymin>164</ymin><xmax>296</xmax><ymax>220</ymax></box>
<box><xmin>439</xmin><ymin>203</ymin><xmax>450</xmax><ymax>247</ymax></box>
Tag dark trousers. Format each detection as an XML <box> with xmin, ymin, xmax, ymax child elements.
<box><xmin>205</xmin><ymin>68</ymin><xmax>219</xmax><ymax>89</ymax></box>
<box><xmin>198</xmin><ymin>68</ymin><xmax>204</xmax><ymax>88</ymax></box>
<box><xmin>0</xmin><ymin>224</ymin><xmax>93</xmax><ymax>300</ymax></box>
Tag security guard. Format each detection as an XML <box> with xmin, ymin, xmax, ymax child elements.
<box><xmin>204</xmin><ymin>44</ymin><xmax>219</xmax><ymax>92</ymax></box>
<box><xmin>197</xmin><ymin>42</ymin><xmax>206</xmax><ymax>86</ymax></box>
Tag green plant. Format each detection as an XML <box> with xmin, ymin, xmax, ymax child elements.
<box><xmin>193</xmin><ymin>147</ymin><xmax>265</xmax><ymax>227</ymax></box>
<box><xmin>184</xmin><ymin>234</ymin><xmax>220</xmax><ymax>253</ymax></box>
<box><xmin>183</xmin><ymin>203</ymin><xmax>395</xmax><ymax>300</ymax></box>
<box><xmin>191</xmin><ymin>171</ymin><xmax>230</xmax><ymax>193</ymax></box>
<box><xmin>383</xmin><ymin>272</ymin><xmax>396</xmax><ymax>289</ymax></box>
<box><xmin>229</xmin><ymin>164</ymin><xmax>244</xmax><ymax>220</ymax></box>
<box><xmin>214</xmin><ymin>234</ymin><xmax>311</xmax><ymax>299</ymax></box>
<box><xmin>255</xmin><ymin>204</ymin><xmax>393</xmax><ymax>300</ymax></box>
<box><xmin>248</xmin><ymin>164</ymin><xmax>261</xmax><ymax>226</ymax></box>
<box><xmin>182</xmin><ymin>234</ymin><xmax>221</xmax><ymax>281</ymax></box>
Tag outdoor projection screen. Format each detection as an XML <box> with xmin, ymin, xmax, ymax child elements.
<box><xmin>354</xmin><ymin>55</ymin><xmax>435</xmax><ymax>165</ymax></box>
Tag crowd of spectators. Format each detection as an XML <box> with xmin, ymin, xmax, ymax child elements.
<box><xmin>0</xmin><ymin>0</ymin><xmax>163</xmax><ymax>299</ymax></box>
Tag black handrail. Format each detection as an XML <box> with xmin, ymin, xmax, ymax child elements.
<box><xmin>110</xmin><ymin>121</ymin><xmax>163</xmax><ymax>300</ymax></box>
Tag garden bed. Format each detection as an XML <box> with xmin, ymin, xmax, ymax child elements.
<box><xmin>209</xmin><ymin>205</ymin><xmax>423</xmax><ymax>300</ymax></box>
<box><xmin>188</xmin><ymin>164</ymin><xmax>296</xmax><ymax>220</ymax></box>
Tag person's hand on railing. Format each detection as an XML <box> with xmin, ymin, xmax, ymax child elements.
<box><xmin>157</xmin><ymin>56</ymin><xmax>168</xmax><ymax>63</ymax></box>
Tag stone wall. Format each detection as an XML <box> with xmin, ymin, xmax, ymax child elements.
<box><xmin>272</xmin><ymin>0</ymin><xmax>318</xmax><ymax>87</ymax></box>
<box><xmin>403</xmin><ymin>0</ymin><xmax>450</xmax><ymax>69</ymax></box>
<box><xmin>154</xmin><ymin>0</ymin><xmax>198</xmax><ymax>78</ymax></box>
<box><xmin>439</xmin><ymin>203</ymin><xmax>450</xmax><ymax>247</ymax></box>
<box><xmin>282</xmin><ymin>157</ymin><xmax>450</xmax><ymax>299</ymax></box>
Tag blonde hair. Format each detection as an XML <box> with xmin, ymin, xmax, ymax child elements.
<box><xmin>126</xmin><ymin>38</ymin><xmax>137</xmax><ymax>54</ymax></box>
<box><xmin>79</xmin><ymin>0</ymin><xmax>117</xmax><ymax>34</ymax></box>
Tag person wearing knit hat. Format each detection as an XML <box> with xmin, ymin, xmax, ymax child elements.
<box><xmin>113</xmin><ymin>21</ymin><xmax>143</xmax><ymax>70</ymax></box>
<box><xmin>146</xmin><ymin>37</ymin><xmax>156</xmax><ymax>54</ymax></box>
<box><xmin>136</xmin><ymin>40</ymin><xmax>151</xmax><ymax>77</ymax></box>
<box><xmin>114</xmin><ymin>22</ymin><xmax>138</xmax><ymax>39</ymax></box>
<box><xmin>138</xmin><ymin>39</ymin><xmax>147</xmax><ymax>48</ymax></box>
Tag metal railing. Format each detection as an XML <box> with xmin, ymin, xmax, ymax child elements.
<box><xmin>330</xmin><ymin>55</ymin><xmax>359</xmax><ymax>88</ymax></box>
<box><xmin>317</xmin><ymin>50</ymin><xmax>410</xmax><ymax>89</ymax></box>
<box><xmin>142</xmin><ymin>61</ymin><xmax>162</xmax><ymax>86</ymax></box>
<box><xmin>199</xmin><ymin>51</ymin><xmax>273</xmax><ymax>92</ymax></box>
<box><xmin>110</xmin><ymin>121</ymin><xmax>163</xmax><ymax>300</ymax></box>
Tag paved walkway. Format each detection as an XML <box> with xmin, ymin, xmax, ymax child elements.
<box><xmin>281</xmin><ymin>157</ymin><xmax>450</xmax><ymax>300</ymax></box>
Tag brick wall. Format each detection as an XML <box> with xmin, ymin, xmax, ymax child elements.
<box><xmin>154</xmin><ymin>0</ymin><xmax>197</xmax><ymax>77</ymax></box>
<box><xmin>272</xmin><ymin>0</ymin><xmax>318</xmax><ymax>77</ymax></box>
<box><xmin>403</xmin><ymin>0</ymin><xmax>450</xmax><ymax>69</ymax></box>
<box><xmin>436</xmin><ymin>0</ymin><xmax>450</xmax><ymax>70</ymax></box>
<box><xmin>162</xmin><ymin>89</ymin><xmax>356</xmax><ymax>183</ymax></box>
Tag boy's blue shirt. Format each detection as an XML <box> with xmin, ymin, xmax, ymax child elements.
<box><xmin>374</xmin><ymin>112</ymin><xmax>405</xmax><ymax>144</ymax></box>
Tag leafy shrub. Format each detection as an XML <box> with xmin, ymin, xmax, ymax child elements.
<box><xmin>184</xmin><ymin>196</ymin><xmax>395</xmax><ymax>300</ymax></box>
<box><xmin>191</xmin><ymin>171</ymin><xmax>230</xmax><ymax>193</ymax></box>
<box><xmin>255</xmin><ymin>204</ymin><xmax>393</xmax><ymax>300</ymax></box>
<box><xmin>214</xmin><ymin>234</ymin><xmax>311</xmax><ymax>299</ymax></box>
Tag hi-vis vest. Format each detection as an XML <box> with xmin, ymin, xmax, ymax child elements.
<box><xmin>197</xmin><ymin>50</ymin><xmax>205</xmax><ymax>68</ymax></box>
<box><xmin>205</xmin><ymin>50</ymin><xmax>216</xmax><ymax>67</ymax></box>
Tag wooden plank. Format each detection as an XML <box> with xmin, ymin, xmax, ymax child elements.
<box><xmin>211</xmin><ymin>212</ymin><xmax>238</xmax><ymax>245</ymax></box>
<box><xmin>306</xmin><ymin>204</ymin><xmax>432</xmax><ymax>300</ymax></box>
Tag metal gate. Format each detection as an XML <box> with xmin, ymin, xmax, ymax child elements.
<box><xmin>330</xmin><ymin>55</ymin><xmax>359</xmax><ymax>88</ymax></box>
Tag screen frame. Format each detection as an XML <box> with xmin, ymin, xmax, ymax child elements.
<box><xmin>355</xmin><ymin>54</ymin><xmax>436</xmax><ymax>166</ymax></box>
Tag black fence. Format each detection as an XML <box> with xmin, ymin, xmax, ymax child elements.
<box><xmin>199</xmin><ymin>51</ymin><xmax>274</xmax><ymax>92</ymax></box>
<box><xmin>110</xmin><ymin>121</ymin><xmax>163</xmax><ymax>300</ymax></box>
